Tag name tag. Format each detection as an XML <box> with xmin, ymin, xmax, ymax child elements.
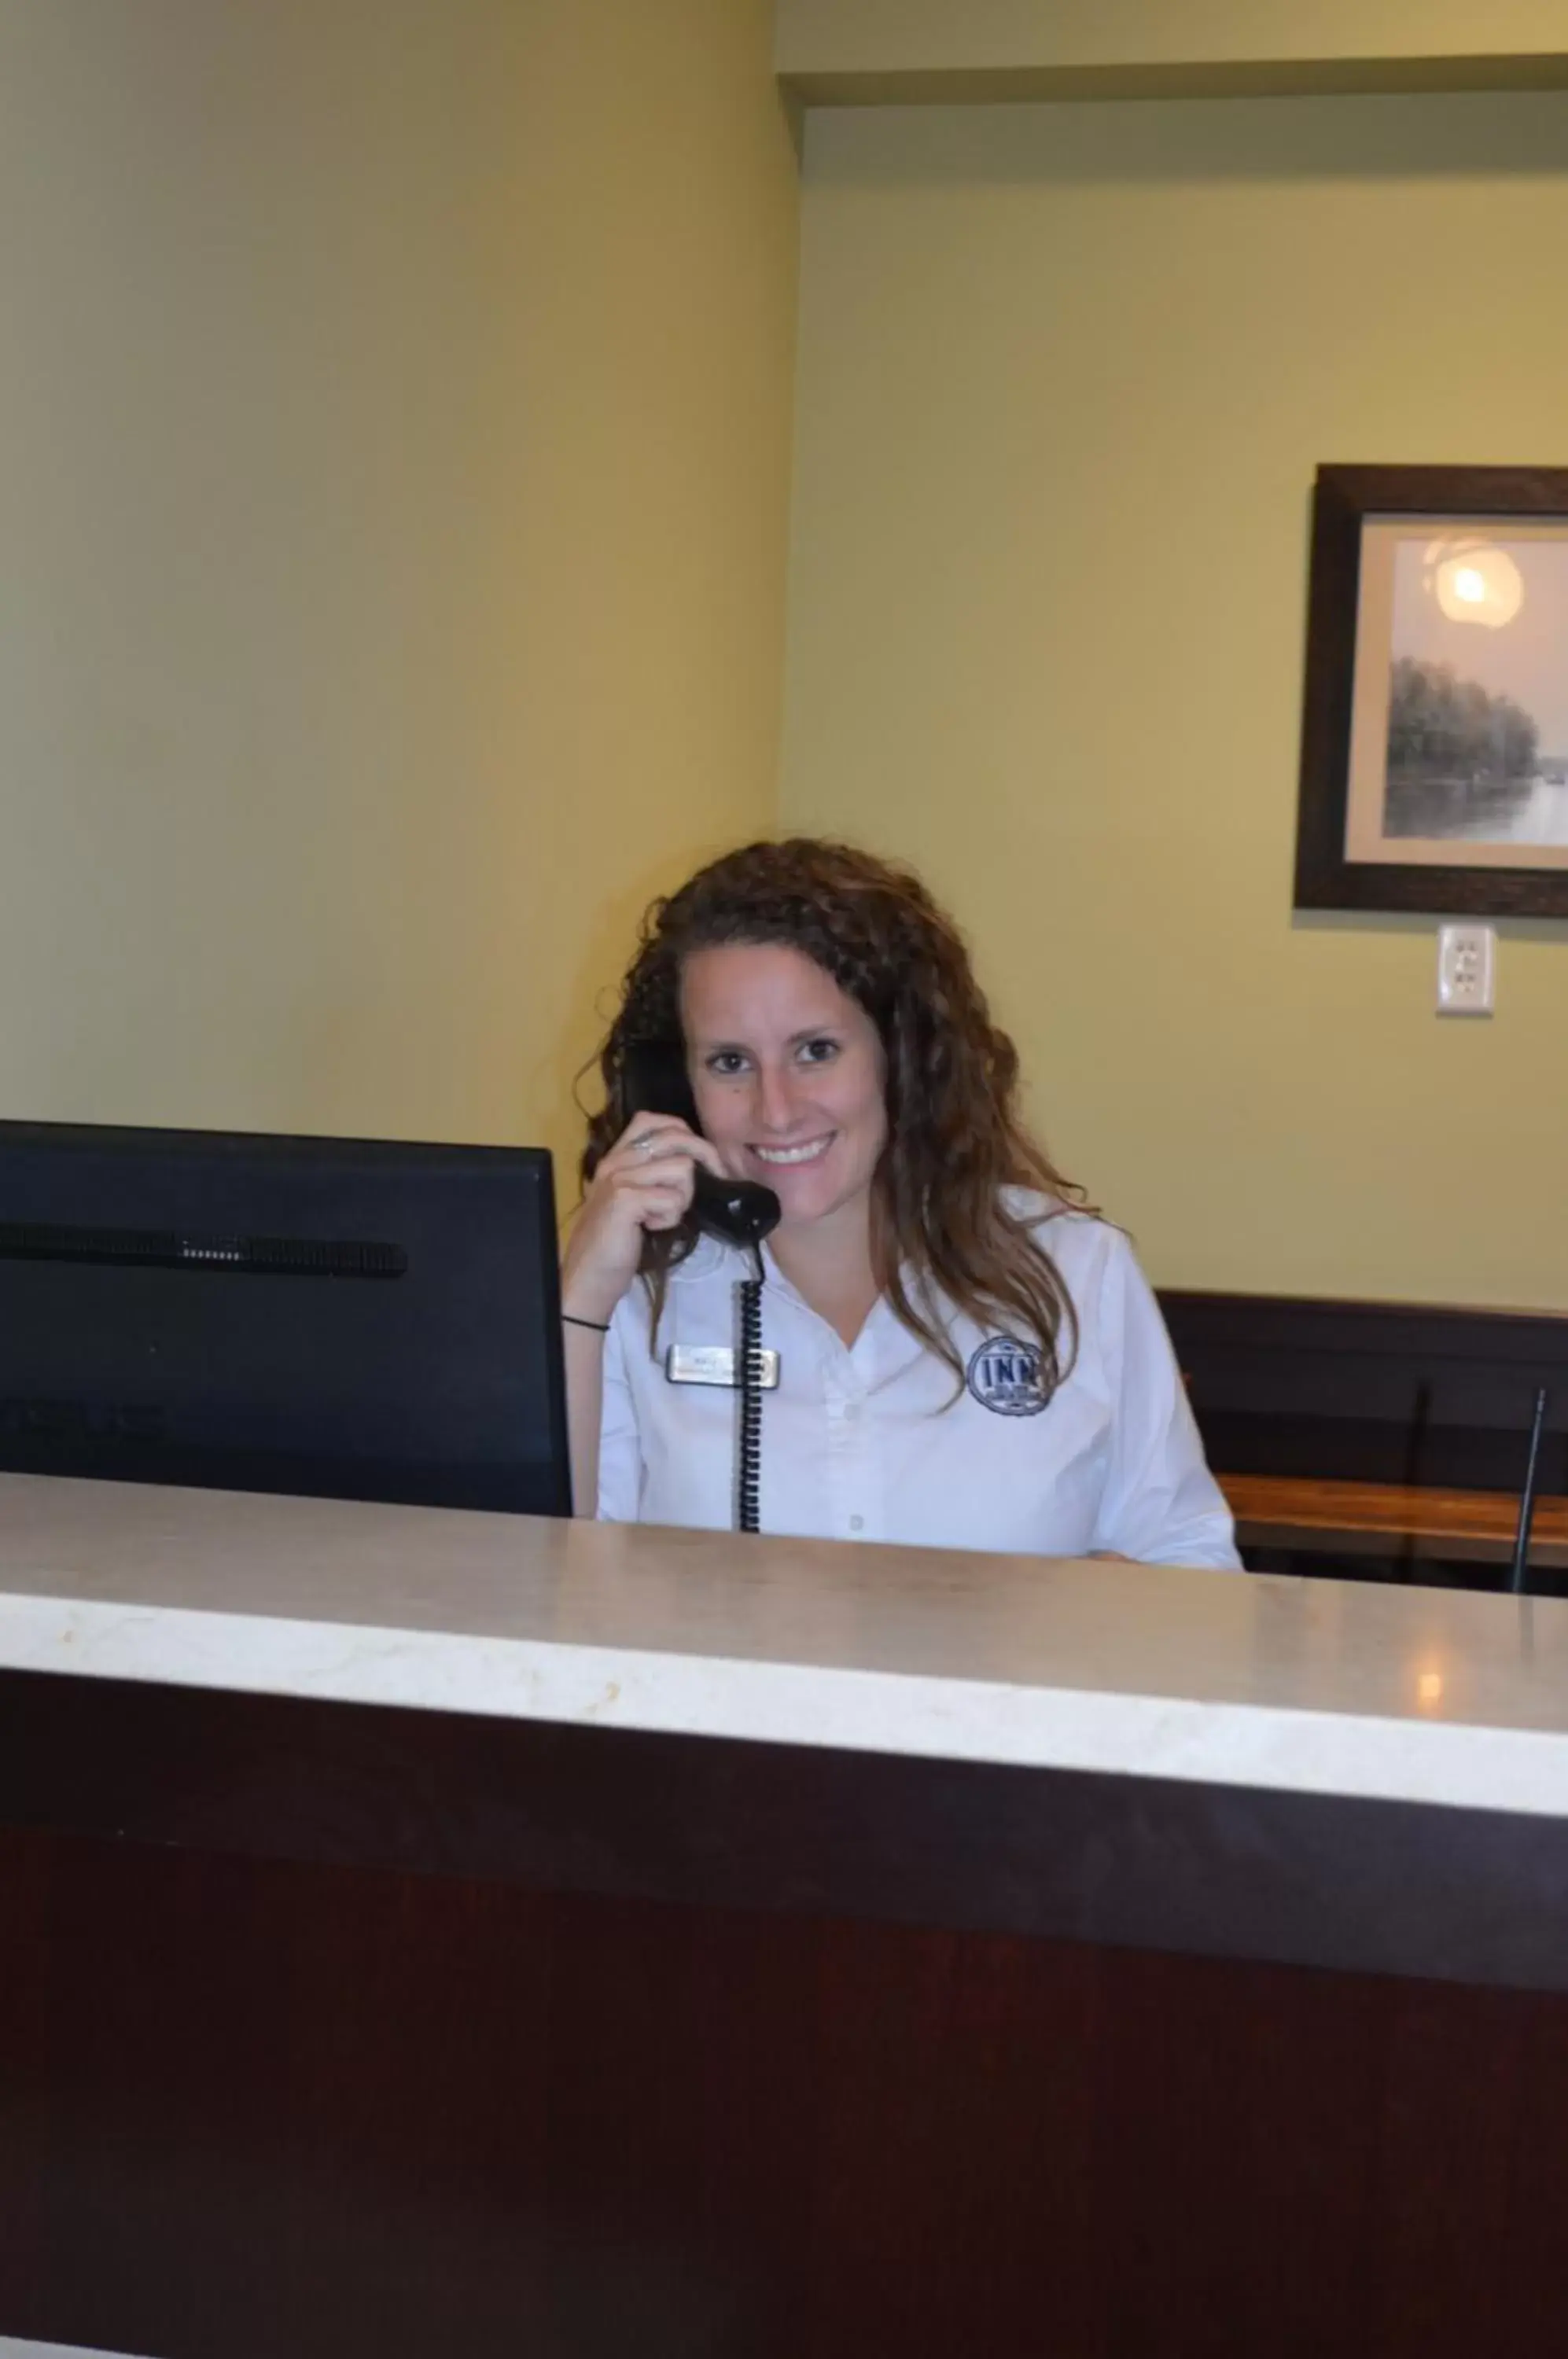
<box><xmin>664</xmin><ymin>1345</ymin><xmax>781</xmax><ymax>1389</ymax></box>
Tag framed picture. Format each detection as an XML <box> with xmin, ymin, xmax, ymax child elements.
<box><xmin>1294</xmin><ymin>465</ymin><xmax>1568</xmax><ymax>916</ymax></box>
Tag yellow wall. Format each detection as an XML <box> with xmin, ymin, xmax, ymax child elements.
<box><xmin>12</xmin><ymin>7</ymin><xmax>1566</xmax><ymax>1311</ymax></box>
<box><xmin>781</xmin><ymin>93</ymin><xmax>1568</xmax><ymax>1308</ymax></box>
<box><xmin>0</xmin><ymin>0</ymin><xmax>798</xmax><ymax>1197</ymax></box>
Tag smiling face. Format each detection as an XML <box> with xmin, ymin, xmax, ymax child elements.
<box><xmin>679</xmin><ymin>942</ymin><xmax>888</xmax><ymax>1238</ymax></box>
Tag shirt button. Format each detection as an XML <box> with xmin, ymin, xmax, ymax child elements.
<box><xmin>849</xmin><ymin>1515</ymin><xmax>864</xmax><ymax>1533</ymax></box>
<box><xmin>843</xmin><ymin>1403</ymin><xmax>860</xmax><ymax>1421</ymax></box>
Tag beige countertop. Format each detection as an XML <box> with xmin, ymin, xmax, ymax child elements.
<box><xmin>1</xmin><ymin>1470</ymin><xmax>1566</xmax><ymax>1815</ymax></box>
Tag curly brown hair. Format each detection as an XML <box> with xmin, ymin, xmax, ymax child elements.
<box><xmin>580</xmin><ymin>837</ymin><xmax>1090</xmax><ymax>1393</ymax></box>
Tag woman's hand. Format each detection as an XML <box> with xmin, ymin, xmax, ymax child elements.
<box><xmin>561</xmin><ymin>1115</ymin><xmax>727</xmax><ymax>1326</ymax></box>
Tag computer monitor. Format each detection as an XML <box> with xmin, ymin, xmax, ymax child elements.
<box><xmin>0</xmin><ymin>1119</ymin><xmax>572</xmax><ymax>1516</ymax></box>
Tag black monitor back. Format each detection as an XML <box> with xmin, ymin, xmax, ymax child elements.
<box><xmin>0</xmin><ymin>1120</ymin><xmax>570</xmax><ymax>1515</ymax></box>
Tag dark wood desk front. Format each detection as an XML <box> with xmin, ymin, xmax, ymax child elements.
<box><xmin>6</xmin><ymin>1477</ymin><xmax>1568</xmax><ymax>2359</ymax></box>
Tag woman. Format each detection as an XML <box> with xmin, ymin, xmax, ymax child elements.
<box><xmin>561</xmin><ymin>838</ymin><xmax>1239</xmax><ymax>1569</ymax></box>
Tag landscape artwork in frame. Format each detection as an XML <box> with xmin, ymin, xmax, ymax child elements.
<box><xmin>1294</xmin><ymin>466</ymin><xmax>1568</xmax><ymax>917</ymax></box>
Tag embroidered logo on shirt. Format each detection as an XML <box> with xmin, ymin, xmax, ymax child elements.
<box><xmin>966</xmin><ymin>1335</ymin><xmax>1051</xmax><ymax>1418</ymax></box>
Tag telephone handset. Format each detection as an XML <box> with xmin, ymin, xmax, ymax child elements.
<box><xmin>622</xmin><ymin>1040</ymin><xmax>780</xmax><ymax>1249</ymax></box>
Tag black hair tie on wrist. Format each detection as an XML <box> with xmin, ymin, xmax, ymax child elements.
<box><xmin>562</xmin><ymin>1312</ymin><xmax>610</xmax><ymax>1334</ymax></box>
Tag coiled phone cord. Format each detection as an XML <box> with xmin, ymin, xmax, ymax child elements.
<box><xmin>737</xmin><ymin>1249</ymin><xmax>765</xmax><ymax>1533</ymax></box>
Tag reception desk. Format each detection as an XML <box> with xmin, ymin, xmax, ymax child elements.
<box><xmin>4</xmin><ymin>1474</ymin><xmax>1568</xmax><ymax>2357</ymax></box>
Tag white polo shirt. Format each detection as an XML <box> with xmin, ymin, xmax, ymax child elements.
<box><xmin>597</xmin><ymin>1198</ymin><xmax>1241</xmax><ymax>1570</ymax></box>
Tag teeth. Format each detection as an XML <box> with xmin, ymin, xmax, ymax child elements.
<box><xmin>753</xmin><ymin>1137</ymin><xmax>832</xmax><ymax>1167</ymax></box>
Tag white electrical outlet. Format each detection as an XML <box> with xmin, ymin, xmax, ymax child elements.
<box><xmin>1436</xmin><ymin>922</ymin><xmax>1496</xmax><ymax>1016</ymax></box>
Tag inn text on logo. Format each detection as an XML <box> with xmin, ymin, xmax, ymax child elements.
<box><xmin>966</xmin><ymin>1337</ymin><xmax>1050</xmax><ymax>1418</ymax></box>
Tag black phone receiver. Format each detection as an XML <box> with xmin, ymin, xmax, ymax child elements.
<box><xmin>622</xmin><ymin>1041</ymin><xmax>781</xmax><ymax>1249</ymax></box>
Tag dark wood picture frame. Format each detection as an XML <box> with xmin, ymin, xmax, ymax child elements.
<box><xmin>1294</xmin><ymin>463</ymin><xmax>1568</xmax><ymax>917</ymax></box>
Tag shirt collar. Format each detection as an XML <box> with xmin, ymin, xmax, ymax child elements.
<box><xmin>671</xmin><ymin>1231</ymin><xmax>921</xmax><ymax>1345</ymax></box>
<box><xmin>666</xmin><ymin>1232</ymin><xmax>749</xmax><ymax>1286</ymax></box>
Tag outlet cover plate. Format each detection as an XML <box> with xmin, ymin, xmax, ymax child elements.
<box><xmin>1437</xmin><ymin>922</ymin><xmax>1496</xmax><ymax>1016</ymax></box>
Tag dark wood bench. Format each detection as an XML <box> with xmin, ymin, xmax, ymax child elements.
<box><xmin>1219</xmin><ymin>1472</ymin><xmax>1568</xmax><ymax>1572</ymax></box>
<box><xmin>1158</xmin><ymin>1292</ymin><xmax>1568</xmax><ymax>1584</ymax></box>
